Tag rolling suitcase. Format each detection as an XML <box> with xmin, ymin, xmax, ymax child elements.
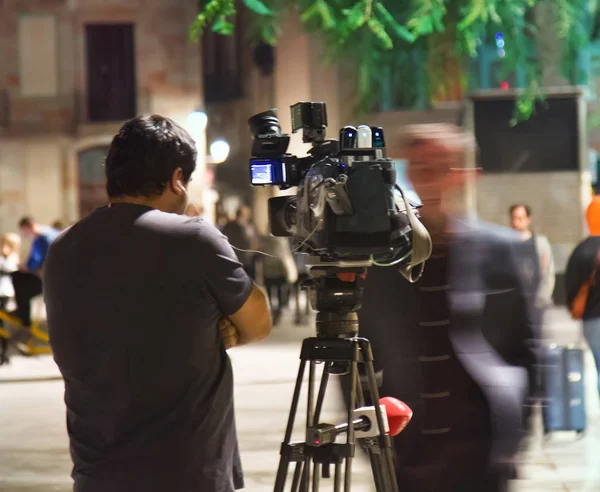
<box><xmin>541</xmin><ymin>344</ymin><xmax>586</xmax><ymax>436</ymax></box>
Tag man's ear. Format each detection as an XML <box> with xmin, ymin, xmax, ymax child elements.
<box><xmin>170</xmin><ymin>167</ymin><xmax>187</xmax><ymax>196</ymax></box>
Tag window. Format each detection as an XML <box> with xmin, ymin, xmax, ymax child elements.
<box><xmin>473</xmin><ymin>96</ymin><xmax>579</xmax><ymax>173</ymax></box>
<box><xmin>78</xmin><ymin>146</ymin><xmax>109</xmax><ymax>218</ymax></box>
<box><xmin>18</xmin><ymin>14</ymin><xmax>58</xmax><ymax>97</ymax></box>
<box><xmin>85</xmin><ymin>24</ymin><xmax>136</xmax><ymax>122</ymax></box>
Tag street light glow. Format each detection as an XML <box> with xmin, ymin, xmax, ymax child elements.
<box><xmin>210</xmin><ymin>139</ymin><xmax>230</xmax><ymax>164</ymax></box>
<box><xmin>186</xmin><ymin>111</ymin><xmax>208</xmax><ymax>133</ymax></box>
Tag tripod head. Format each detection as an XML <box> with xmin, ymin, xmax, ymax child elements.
<box><xmin>305</xmin><ymin>263</ymin><xmax>367</xmax><ymax>339</ymax></box>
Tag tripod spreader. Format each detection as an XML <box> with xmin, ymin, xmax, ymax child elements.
<box><xmin>307</xmin><ymin>404</ymin><xmax>389</xmax><ymax>447</ymax></box>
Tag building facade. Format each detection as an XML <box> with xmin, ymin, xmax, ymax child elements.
<box><xmin>0</xmin><ymin>0</ymin><xmax>203</xmax><ymax>235</ymax></box>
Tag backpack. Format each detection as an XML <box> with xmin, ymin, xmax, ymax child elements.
<box><xmin>569</xmin><ymin>250</ymin><xmax>600</xmax><ymax>320</ymax></box>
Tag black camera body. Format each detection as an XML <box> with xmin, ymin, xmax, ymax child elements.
<box><xmin>248</xmin><ymin>102</ymin><xmax>414</xmax><ymax>265</ymax></box>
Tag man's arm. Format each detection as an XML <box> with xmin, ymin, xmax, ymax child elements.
<box><xmin>226</xmin><ymin>285</ymin><xmax>272</xmax><ymax>346</ymax></box>
<box><xmin>199</xmin><ymin>223</ymin><xmax>272</xmax><ymax>347</ymax></box>
<box><xmin>484</xmin><ymin>231</ymin><xmax>542</xmax><ymax>369</ymax></box>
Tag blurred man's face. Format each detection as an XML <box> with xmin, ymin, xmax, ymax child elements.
<box><xmin>239</xmin><ymin>207</ymin><xmax>251</xmax><ymax>223</ymax></box>
<box><xmin>19</xmin><ymin>225</ymin><xmax>34</xmax><ymax>240</ymax></box>
<box><xmin>511</xmin><ymin>206</ymin><xmax>531</xmax><ymax>233</ymax></box>
<box><xmin>406</xmin><ymin>140</ymin><xmax>457</xmax><ymax>218</ymax></box>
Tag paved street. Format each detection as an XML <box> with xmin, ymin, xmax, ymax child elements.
<box><xmin>0</xmin><ymin>307</ymin><xmax>599</xmax><ymax>491</ymax></box>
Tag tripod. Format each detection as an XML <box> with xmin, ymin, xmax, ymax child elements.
<box><xmin>274</xmin><ymin>266</ymin><xmax>399</xmax><ymax>492</ymax></box>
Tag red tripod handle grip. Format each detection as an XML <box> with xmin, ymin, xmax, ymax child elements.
<box><xmin>379</xmin><ymin>397</ymin><xmax>413</xmax><ymax>436</ymax></box>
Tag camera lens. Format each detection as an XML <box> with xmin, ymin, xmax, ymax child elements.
<box><xmin>248</xmin><ymin>110</ymin><xmax>282</xmax><ymax>138</ymax></box>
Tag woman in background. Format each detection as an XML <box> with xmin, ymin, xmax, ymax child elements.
<box><xmin>0</xmin><ymin>232</ymin><xmax>20</xmax><ymax>311</ymax></box>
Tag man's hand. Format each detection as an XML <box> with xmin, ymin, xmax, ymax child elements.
<box><xmin>218</xmin><ymin>317</ymin><xmax>240</xmax><ymax>350</ymax></box>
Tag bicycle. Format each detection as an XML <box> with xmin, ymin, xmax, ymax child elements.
<box><xmin>0</xmin><ymin>297</ymin><xmax>52</xmax><ymax>365</ymax></box>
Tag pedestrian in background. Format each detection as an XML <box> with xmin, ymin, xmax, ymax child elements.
<box><xmin>509</xmin><ymin>204</ymin><xmax>555</xmax><ymax>308</ymax></box>
<box><xmin>566</xmin><ymin>195</ymin><xmax>600</xmax><ymax>399</ymax></box>
<box><xmin>222</xmin><ymin>206</ymin><xmax>259</xmax><ymax>280</ymax></box>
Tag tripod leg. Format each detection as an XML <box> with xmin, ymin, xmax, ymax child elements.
<box><xmin>365</xmin><ymin>442</ymin><xmax>387</xmax><ymax>492</ymax></box>
<box><xmin>291</xmin><ymin>462</ymin><xmax>303</xmax><ymax>492</ymax></box>
<box><xmin>343</xmin><ymin>342</ymin><xmax>360</xmax><ymax>492</ymax></box>
<box><xmin>352</xmin><ymin>368</ymin><xmax>386</xmax><ymax>491</ymax></box>
<box><xmin>274</xmin><ymin>358</ymin><xmax>308</xmax><ymax>492</ymax></box>
<box><xmin>307</xmin><ymin>361</ymin><xmax>316</xmax><ymax>426</ymax></box>
<box><xmin>313</xmin><ymin>365</ymin><xmax>330</xmax><ymax>424</ymax></box>
<box><xmin>359</xmin><ymin>341</ymin><xmax>400</xmax><ymax>492</ymax></box>
<box><xmin>334</xmin><ymin>463</ymin><xmax>342</xmax><ymax>492</ymax></box>
<box><xmin>312</xmin><ymin>462</ymin><xmax>321</xmax><ymax>492</ymax></box>
<box><xmin>301</xmin><ymin>361</ymin><xmax>317</xmax><ymax>492</ymax></box>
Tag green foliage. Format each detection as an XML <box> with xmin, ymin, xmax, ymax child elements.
<box><xmin>192</xmin><ymin>0</ymin><xmax>600</xmax><ymax>122</ymax></box>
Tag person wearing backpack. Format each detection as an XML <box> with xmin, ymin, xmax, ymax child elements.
<box><xmin>566</xmin><ymin>196</ymin><xmax>600</xmax><ymax>399</ymax></box>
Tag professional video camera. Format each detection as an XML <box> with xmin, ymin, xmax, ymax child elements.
<box><xmin>247</xmin><ymin>103</ymin><xmax>431</xmax><ymax>492</ymax></box>
<box><xmin>248</xmin><ymin>101</ymin><xmax>431</xmax><ymax>281</ymax></box>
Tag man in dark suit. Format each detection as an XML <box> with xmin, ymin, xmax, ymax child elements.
<box><xmin>356</xmin><ymin>125</ymin><xmax>539</xmax><ymax>492</ymax></box>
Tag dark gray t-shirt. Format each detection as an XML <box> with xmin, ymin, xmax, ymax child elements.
<box><xmin>44</xmin><ymin>203</ymin><xmax>253</xmax><ymax>492</ymax></box>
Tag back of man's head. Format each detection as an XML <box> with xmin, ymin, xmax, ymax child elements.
<box><xmin>18</xmin><ymin>216</ymin><xmax>34</xmax><ymax>230</ymax></box>
<box><xmin>105</xmin><ymin>115</ymin><xmax>197</xmax><ymax>199</ymax></box>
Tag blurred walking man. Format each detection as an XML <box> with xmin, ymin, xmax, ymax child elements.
<box><xmin>355</xmin><ymin>125</ymin><xmax>539</xmax><ymax>492</ymax></box>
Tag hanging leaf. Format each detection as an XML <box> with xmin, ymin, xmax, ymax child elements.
<box><xmin>342</xmin><ymin>0</ymin><xmax>368</xmax><ymax>31</ymax></box>
<box><xmin>212</xmin><ymin>16</ymin><xmax>234</xmax><ymax>35</ymax></box>
<box><xmin>457</xmin><ymin>0</ymin><xmax>486</xmax><ymax>31</ymax></box>
<box><xmin>316</xmin><ymin>0</ymin><xmax>336</xmax><ymax>29</ymax></box>
<box><xmin>242</xmin><ymin>0</ymin><xmax>273</xmax><ymax>16</ymax></box>
<box><xmin>367</xmin><ymin>18</ymin><xmax>393</xmax><ymax>49</ymax></box>
<box><xmin>375</xmin><ymin>3</ymin><xmax>415</xmax><ymax>43</ymax></box>
<box><xmin>300</xmin><ymin>2</ymin><xmax>320</xmax><ymax>22</ymax></box>
<box><xmin>191</xmin><ymin>0</ymin><xmax>600</xmax><ymax>122</ymax></box>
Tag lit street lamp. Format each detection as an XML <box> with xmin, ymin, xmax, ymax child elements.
<box><xmin>208</xmin><ymin>139</ymin><xmax>230</xmax><ymax>164</ymax></box>
<box><xmin>185</xmin><ymin>111</ymin><xmax>208</xmax><ymax>141</ymax></box>
<box><xmin>184</xmin><ymin>111</ymin><xmax>229</xmax><ymax>226</ymax></box>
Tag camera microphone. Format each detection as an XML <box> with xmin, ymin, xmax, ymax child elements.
<box><xmin>340</xmin><ymin>126</ymin><xmax>357</xmax><ymax>148</ymax></box>
<box><xmin>340</xmin><ymin>125</ymin><xmax>358</xmax><ymax>167</ymax></box>
<box><xmin>371</xmin><ymin>126</ymin><xmax>386</xmax><ymax>159</ymax></box>
<box><xmin>357</xmin><ymin>125</ymin><xmax>373</xmax><ymax>161</ymax></box>
<box><xmin>357</xmin><ymin>125</ymin><xmax>372</xmax><ymax>148</ymax></box>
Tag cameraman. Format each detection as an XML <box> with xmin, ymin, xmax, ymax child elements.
<box><xmin>44</xmin><ymin>115</ymin><xmax>272</xmax><ymax>492</ymax></box>
<box><xmin>356</xmin><ymin>125</ymin><xmax>539</xmax><ymax>492</ymax></box>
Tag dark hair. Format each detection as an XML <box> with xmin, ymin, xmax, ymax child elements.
<box><xmin>105</xmin><ymin>115</ymin><xmax>197</xmax><ymax>198</ymax></box>
<box><xmin>509</xmin><ymin>204</ymin><xmax>531</xmax><ymax>217</ymax></box>
<box><xmin>18</xmin><ymin>216</ymin><xmax>33</xmax><ymax>228</ymax></box>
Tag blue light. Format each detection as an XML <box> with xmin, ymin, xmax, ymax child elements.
<box><xmin>495</xmin><ymin>32</ymin><xmax>504</xmax><ymax>41</ymax></box>
<box><xmin>496</xmin><ymin>39</ymin><xmax>505</xmax><ymax>48</ymax></box>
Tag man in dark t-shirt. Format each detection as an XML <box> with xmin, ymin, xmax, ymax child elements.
<box><xmin>44</xmin><ymin>115</ymin><xmax>272</xmax><ymax>492</ymax></box>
